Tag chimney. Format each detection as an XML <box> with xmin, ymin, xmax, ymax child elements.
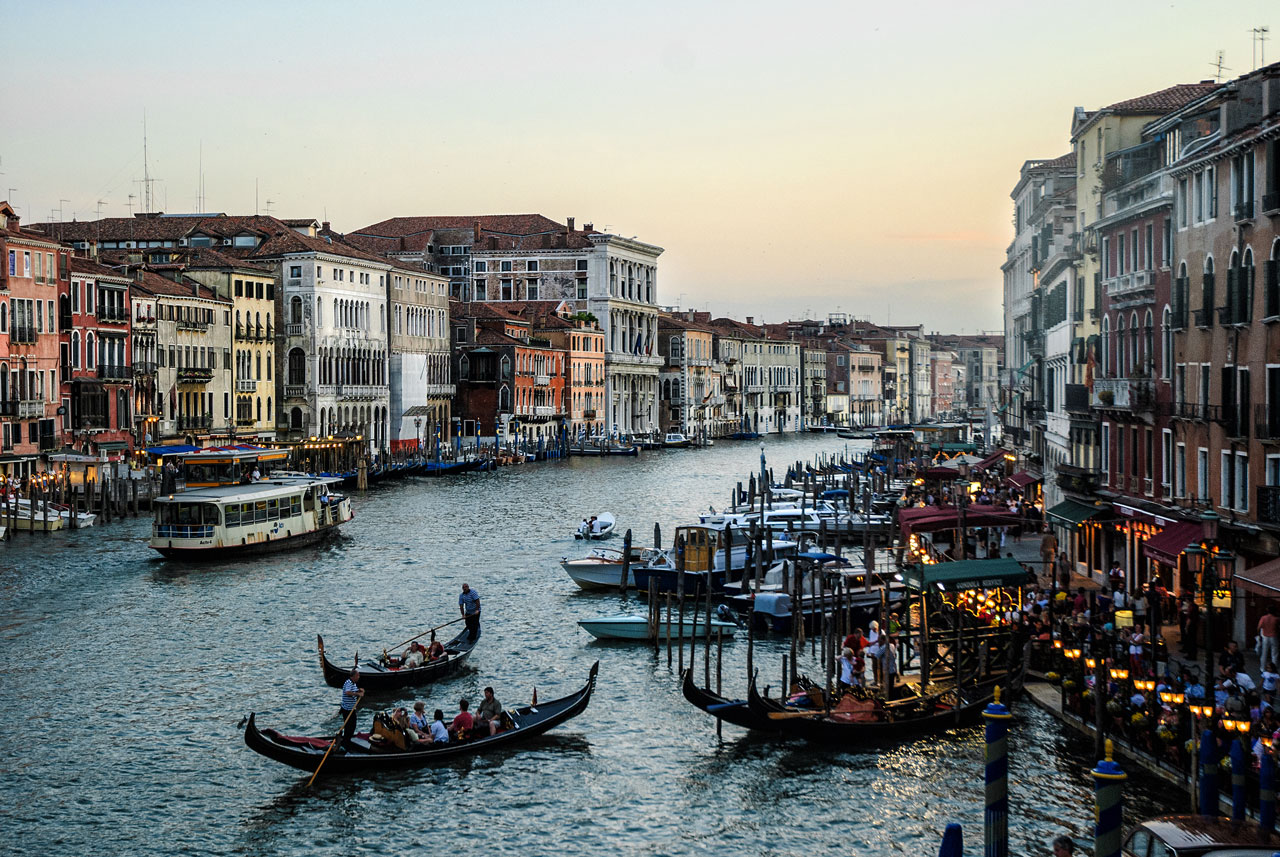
<box><xmin>746</xmin><ymin>316</ymin><xmax>754</xmax><ymax>325</ymax></box>
<box><xmin>321</xmin><ymin>221</ymin><xmax>330</xmax><ymax>233</ymax></box>
<box><xmin>583</xmin><ymin>222</ymin><xmax>593</xmax><ymax>232</ymax></box>
<box><xmin>474</xmin><ymin>221</ymin><xmax>482</xmax><ymax>241</ymax></box>
<box><xmin>686</xmin><ymin>309</ymin><xmax>695</xmax><ymax>321</ymax></box>
<box><xmin>566</xmin><ymin>217</ymin><xmax>575</xmax><ymax>232</ymax></box>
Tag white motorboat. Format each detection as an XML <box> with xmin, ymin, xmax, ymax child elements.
<box><xmin>662</xmin><ymin>433</ymin><xmax>692</xmax><ymax>448</ymax></box>
<box><xmin>7</xmin><ymin>498</ymin><xmax>96</xmax><ymax>530</ymax></box>
<box><xmin>561</xmin><ymin>546</ymin><xmax>669</xmax><ymax>589</ymax></box>
<box><xmin>577</xmin><ymin>614</ymin><xmax>737</xmax><ymax>641</ymax></box>
<box><xmin>574</xmin><ymin>512</ymin><xmax>616</xmax><ymax>540</ymax></box>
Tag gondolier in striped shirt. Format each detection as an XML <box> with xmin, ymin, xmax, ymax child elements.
<box><xmin>459</xmin><ymin>583</ymin><xmax>481</xmax><ymax>642</ymax></box>
<box><xmin>338</xmin><ymin>667</ymin><xmax>364</xmax><ymax>749</ymax></box>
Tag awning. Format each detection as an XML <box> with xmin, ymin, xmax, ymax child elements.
<box><xmin>1046</xmin><ymin>498</ymin><xmax>1107</xmax><ymax>528</ymax></box>
<box><xmin>1142</xmin><ymin>521</ymin><xmax>1202</xmax><ymax>566</ymax></box>
<box><xmin>146</xmin><ymin>444</ymin><xmax>200</xmax><ymax>456</ymax></box>
<box><xmin>96</xmin><ymin>441</ymin><xmax>129</xmax><ymax>451</ymax></box>
<box><xmin>1237</xmin><ymin>557</ymin><xmax>1280</xmax><ymax>596</ymax></box>
<box><xmin>1004</xmin><ymin>470</ymin><xmax>1040</xmax><ymax>489</ymax></box>
<box><xmin>902</xmin><ymin>558</ymin><xmax>1035</xmax><ymax>592</ymax></box>
<box><xmin>897</xmin><ymin>506</ymin><xmax>1021</xmax><ymax>538</ymax></box>
<box><xmin>973</xmin><ymin>449</ymin><xmax>1008</xmax><ymax>472</ymax></box>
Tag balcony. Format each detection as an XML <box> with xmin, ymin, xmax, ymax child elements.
<box><xmin>284</xmin><ymin>385</ymin><xmax>307</xmax><ymax>399</ymax></box>
<box><xmin>10</xmin><ymin>325</ymin><xmax>36</xmax><ymax>344</ymax></box>
<box><xmin>1055</xmin><ymin>463</ymin><xmax>1102</xmax><ymax>495</ymax></box>
<box><xmin>534</xmin><ymin>374</ymin><xmax>551</xmax><ymax>386</ymax></box>
<box><xmin>1106</xmin><ymin>269</ymin><xmax>1156</xmax><ymax>303</ymax></box>
<box><xmin>177</xmin><ymin>367</ymin><xmax>214</xmax><ymax>385</ymax></box>
<box><xmin>18</xmin><ymin>399</ymin><xmax>44</xmax><ymax>419</ymax></box>
<box><xmin>285</xmin><ymin>322</ymin><xmax>305</xmax><ymax>337</ymax></box>
<box><xmin>1063</xmin><ymin>383</ymin><xmax>1091</xmax><ymax>414</ymax></box>
<box><xmin>97</xmin><ymin>364</ymin><xmax>133</xmax><ymax>382</ymax></box>
<box><xmin>176</xmin><ymin>319</ymin><xmax>209</xmax><ymax>332</ymax></box>
<box><xmin>531</xmin><ymin>405</ymin><xmax>555</xmax><ymax>418</ymax></box>
<box><xmin>134</xmin><ymin>314</ymin><xmax>156</xmax><ymax>325</ymax></box>
<box><xmin>236</xmin><ymin>416</ymin><xmax>257</xmax><ymax>427</ymax></box>
<box><xmin>1257</xmin><ymin>404</ymin><xmax>1280</xmax><ymax>442</ymax></box>
<box><xmin>582</xmin><ymin>409</ymin><xmax>597</xmax><ymax>419</ymax></box>
<box><xmin>177</xmin><ymin>415</ymin><xmax>213</xmax><ymax>431</ymax></box>
<box><xmin>1092</xmin><ymin>377</ymin><xmax>1154</xmax><ymax>412</ymax></box>
<box><xmin>96</xmin><ymin>306</ymin><xmax>130</xmax><ymax>324</ymax></box>
<box><xmin>1234</xmin><ymin>199</ymin><xmax>1256</xmax><ymax>222</ymax></box>
<box><xmin>1171</xmin><ymin>401</ymin><xmax>1222</xmax><ymax>422</ymax></box>
<box><xmin>423</xmin><ymin>383</ymin><xmax>456</xmax><ymax>398</ymax></box>
<box><xmin>134</xmin><ymin>360</ymin><xmax>158</xmax><ymax>376</ymax></box>
<box><xmin>237</xmin><ymin>379</ymin><xmax>257</xmax><ymax>393</ymax></box>
<box><xmin>1264</xmin><ymin>192</ymin><xmax>1280</xmax><ymax>215</ymax></box>
<box><xmin>1194</xmin><ymin>308</ymin><xmax>1213</xmax><ymax>327</ymax></box>
<box><xmin>317</xmin><ymin>384</ymin><xmax>381</xmax><ymax>401</ymax></box>
<box><xmin>1260</xmin><ymin>486</ymin><xmax>1280</xmax><ymax>527</ymax></box>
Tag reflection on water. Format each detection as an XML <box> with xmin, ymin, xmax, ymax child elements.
<box><xmin>1</xmin><ymin>436</ymin><xmax>1175</xmax><ymax>855</ymax></box>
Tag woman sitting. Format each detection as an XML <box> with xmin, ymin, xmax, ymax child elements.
<box><xmin>426</xmin><ymin>633</ymin><xmax>446</xmax><ymax>661</ymax></box>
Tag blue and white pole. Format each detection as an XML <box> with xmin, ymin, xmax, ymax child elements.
<box><xmin>1092</xmin><ymin>739</ymin><xmax>1127</xmax><ymax>857</ymax></box>
<box><xmin>983</xmin><ymin>686</ymin><xmax>1013</xmax><ymax>857</ymax></box>
<box><xmin>1200</xmin><ymin>728</ymin><xmax>1220</xmax><ymax>816</ymax></box>
<box><xmin>1232</xmin><ymin>738</ymin><xmax>1248</xmax><ymax>822</ymax></box>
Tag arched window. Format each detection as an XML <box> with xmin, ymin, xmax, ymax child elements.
<box><xmin>288</xmin><ymin>348</ymin><xmax>306</xmax><ymax>385</ymax></box>
<box><xmin>1143</xmin><ymin>309</ymin><xmax>1154</xmax><ymax>374</ymax></box>
<box><xmin>72</xmin><ymin>331</ymin><xmax>81</xmax><ymax>368</ymax></box>
<box><xmin>86</xmin><ymin>332</ymin><xmax>96</xmax><ymax>369</ymax></box>
<box><xmin>1130</xmin><ymin>312</ymin><xmax>1140</xmax><ymax>374</ymax></box>
<box><xmin>1161</xmin><ymin>306</ymin><xmax>1172</xmax><ymax>380</ymax></box>
<box><xmin>1203</xmin><ymin>256</ymin><xmax>1215</xmax><ymax>320</ymax></box>
<box><xmin>290</xmin><ymin>296</ymin><xmax>302</xmax><ymax>324</ymax></box>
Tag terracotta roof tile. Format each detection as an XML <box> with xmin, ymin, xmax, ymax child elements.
<box><xmin>129</xmin><ymin>269</ymin><xmax>230</xmax><ymax>303</ymax></box>
<box><xmin>1105</xmin><ymin>82</ymin><xmax>1218</xmax><ymax>114</ymax></box>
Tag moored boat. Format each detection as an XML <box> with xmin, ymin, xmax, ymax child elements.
<box><xmin>244</xmin><ymin>662</ymin><xmax>598</xmax><ymax>775</ymax></box>
<box><xmin>681</xmin><ymin>667</ymin><xmax>780</xmax><ymax>733</ymax></box>
<box><xmin>577</xmin><ymin>614</ymin><xmax>736</xmax><ymax>641</ymax></box>
<box><xmin>148</xmin><ymin>476</ymin><xmax>353</xmax><ymax>558</ymax></box>
<box><xmin>317</xmin><ymin>626</ymin><xmax>479</xmax><ymax>692</ymax></box>
<box><xmin>561</xmin><ymin>545</ymin><xmax>660</xmax><ymax>589</ymax></box>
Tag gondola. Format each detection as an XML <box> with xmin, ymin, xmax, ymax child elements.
<box><xmin>317</xmin><ymin>626</ymin><xmax>479</xmax><ymax>692</ymax></box>
<box><xmin>742</xmin><ymin>662</ymin><xmax>1026</xmax><ymax>744</ymax></box>
<box><xmin>681</xmin><ymin>667</ymin><xmax>780</xmax><ymax>733</ymax></box>
<box><xmin>245</xmin><ymin>662</ymin><xmax>598</xmax><ymax>775</ymax></box>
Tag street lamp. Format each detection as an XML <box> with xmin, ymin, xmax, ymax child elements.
<box><xmin>1186</xmin><ymin>509</ymin><xmax>1236</xmax><ymax>684</ymax></box>
<box><xmin>414</xmin><ymin>417</ymin><xmax>422</xmax><ymax>452</ymax></box>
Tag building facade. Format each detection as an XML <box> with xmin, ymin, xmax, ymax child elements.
<box><xmin>386</xmin><ymin>263</ymin><xmax>453</xmax><ymax>451</ymax></box>
<box><xmin>65</xmin><ymin>257</ymin><xmax>133</xmax><ymax>458</ymax></box>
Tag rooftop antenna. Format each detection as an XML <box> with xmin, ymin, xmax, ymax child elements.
<box><xmin>127</xmin><ymin>192</ymin><xmax>136</xmax><ymax>216</ymax></box>
<box><xmin>96</xmin><ymin>199</ymin><xmax>107</xmax><ymax>220</ymax></box>
<box><xmin>265</xmin><ymin>198</ymin><xmax>276</xmax><ymax>216</ymax></box>
<box><xmin>197</xmin><ymin>141</ymin><xmax>204</xmax><ymax>212</ymax></box>
<box><xmin>1252</xmin><ymin>26</ymin><xmax>1270</xmax><ymax>69</ymax></box>
<box><xmin>1211</xmin><ymin>50</ymin><xmax>1230</xmax><ymax>83</ymax></box>
<box><xmin>59</xmin><ymin>199</ymin><xmax>69</xmax><ymax>222</ymax></box>
<box><xmin>142</xmin><ymin>110</ymin><xmax>153</xmax><ymax>212</ymax></box>
<box><xmin>255</xmin><ymin>178</ymin><xmax>259</xmax><ymax>216</ymax></box>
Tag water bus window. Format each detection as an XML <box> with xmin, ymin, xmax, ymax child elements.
<box><xmin>226</xmin><ymin>505</ymin><xmax>240</xmax><ymax>527</ymax></box>
<box><xmin>267</xmin><ymin>498</ymin><xmax>279</xmax><ymax>520</ymax></box>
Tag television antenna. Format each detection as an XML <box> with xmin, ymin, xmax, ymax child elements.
<box><xmin>126</xmin><ymin>192</ymin><xmax>137</xmax><ymax>216</ymax></box>
<box><xmin>1211</xmin><ymin>50</ymin><xmax>1230</xmax><ymax>83</ymax></box>
<box><xmin>96</xmin><ymin>199</ymin><xmax>107</xmax><ymax>219</ymax></box>
<box><xmin>1252</xmin><ymin>26</ymin><xmax>1270</xmax><ymax>69</ymax></box>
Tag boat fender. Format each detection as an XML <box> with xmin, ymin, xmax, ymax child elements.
<box><xmin>716</xmin><ymin>604</ymin><xmax>742</xmax><ymax>627</ymax></box>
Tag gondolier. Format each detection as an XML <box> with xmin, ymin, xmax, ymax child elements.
<box><xmin>459</xmin><ymin>583</ymin><xmax>481</xmax><ymax>642</ymax></box>
<box><xmin>338</xmin><ymin>667</ymin><xmax>364</xmax><ymax>749</ymax></box>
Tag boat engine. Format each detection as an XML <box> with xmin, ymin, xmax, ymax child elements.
<box><xmin>716</xmin><ymin>603</ymin><xmax>743</xmax><ymax>627</ymax></box>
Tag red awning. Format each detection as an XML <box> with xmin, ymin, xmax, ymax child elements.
<box><xmin>1141</xmin><ymin>521</ymin><xmax>1202</xmax><ymax>566</ymax></box>
<box><xmin>897</xmin><ymin>506</ymin><xmax>1020</xmax><ymax>538</ymax></box>
<box><xmin>1237</xmin><ymin>557</ymin><xmax>1280</xmax><ymax>596</ymax></box>
<box><xmin>1004</xmin><ymin>470</ymin><xmax>1039</xmax><ymax>489</ymax></box>
<box><xmin>974</xmin><ymin>449</ymin><xmax>1008</xmax><ymax>472</ymax></box>
<box><xmin>922</xmin><ymin>467</ymin><xmax>961</xmax><ymax>480</ymax></box>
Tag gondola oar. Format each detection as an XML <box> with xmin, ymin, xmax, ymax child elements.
<box><xmin>308</xmin><ymin>703</ymin><xmax>359</xmax><ymax>787</ymax></box>
<box><xmin>385</xmin><ymin>615</ymin><xmax>467</xmax><ymax>654</ymax></box>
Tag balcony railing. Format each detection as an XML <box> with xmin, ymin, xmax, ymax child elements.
<box><xmin>98</xmin><ymin>364</ymin><xmax>133</xmax><ymax>381</ymax></box>
<box><xmin>582</xmin><ymin>409</ymin><xmax>597</xmax><ymax>419</ymax></box>
<box><xmin>237</xmin><ymin>379</ymin><xmax>257</xmax><ymax>393</ymax></box>
<box><xmin>534</xmin><ymin>374</ymin><xmax>551</xmax><ymax>386</ymax></box>
<box><xmin>1170</xmin><ymin>401</ymin><xmax>1221</xmax><ymax>422</ymax></box>
<box><xmin>176</xmin><ymin>415</ymin><xmax>213</xmax><ymax>431</ymax></box>
<box><xmin>1064</xmin><ymin>383</ymin><xmax>1090</xmax><ymax>414</ymax></box>
<box><xmin>96</xmin><ymin>306</ymin><xmax>130</xmax><ymax>324</ymax></box>
<box><xmin>1235</xmin><ymin>199</ymin><xmax>1256</xmax><ymax>222</ymax></box>
<box><xmin>134</xmin><ymin>361</ymin><xmax>158</xmax><ymax>375</ymax></box>
<box><xmin>1092</xmin><ymin>377</ymin><xmax>1154</xmax><ymax>412</ymax></box>
<box><xmin>176</xmin><ymin>320</ymin><xmax>209</xmax><ymax>332</ymax></box>
<box><xmin>1260</xmin><ymin>485</ymin><xmax>1280</xmax><ymax>527</ymax></box>
<box><xmin>1193</xmin><ymin>308</ymin><xmax>1212</xmax><ymax>327</ymax></box>
<box><xmin>236</xmin><ymin>416</ymin><xmax>257</xmax><ymax>427</ymax></box>
<box><xmin>18</xmin><ymin>399</ymin><xmax>44</xmax><ymax>419</ymax></box>
<box><xmin>285</xmin><ymin>322</ymin><xmax>304</xmax><ymax>337</ymax></box>
<box><xmin>317</xmin><ymin>384</ymin><xmax>381</xmax><ymax>401</ymax></box>
<box><xmin>177</xmin><ymin>367</ymin><xmax>214</xmax><ymax>384</ymax></box>
<box><xmin>532</xmin><ymin>405</ymin><xmax>555</xmax><ymax>417</ymax></box>
<box><xmin>1055</xmin><ymin>464</ymin><xmax>1102</xmax><ymax>495</ymax></box>
<box><xmin>284</xmin><ymin>385</ymin><xmax>307</xmax><ymax>399</ymax></box>
<box><xmin>10</xmin><ymin>325</ymin><xmax>36</xmax><ymax>344</ymax></box>
<box><xmin>1263</xmin><ymin>192</ymin><xmax>1280</xmax><ymax>215</ymax></box>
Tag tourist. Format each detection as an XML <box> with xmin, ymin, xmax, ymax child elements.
<box><xmin>1259</xmin><ymin>606</ymin><xmax>1279</xmax><ymax>673</ymax></box>
<box><xmin>402</xmin><ymin>642</ymin><xmax>425</xmax><ymax>669</ymax></box>
<box><xmin>837</xmin><ymin>647</ymin><xmax>858</xmax><ymax>690</ymax></box>
<box><xmin>459</xmin><ymin>583</ymin><xmax>482</xmax><ymax>642</ymax></box>
<box><xmin>1052</xmin><ymin>834</ymin><xmax>1074</xmax><ymax>856</ymax></box>
<box><xmin>866</xmin><ymin>620</ymin><xmax>882</xmax><ymax>686</ymax></box>
<box><xmin>578</xmin><ymin>518</ymin><xmax>590</xmax><ymax>537</ymax></box>
<box><xmin>409</xmin><ymin>701</ymin><xmax>430</xmax><ymax>733</ymax></box>
<box><xmin>450</xmin><ymin>698</ymin><xmax>474</xmax><ymax>740</ymax></box>
<box><xmin>427</xmin><ymin>631</ymin><xmax>445</xmax><ymax>660</ymax></box>
<box><xmin>1107</xmin><ymin>562</ymin><xmax>1123</xmax><ymax>592</ymax></box>
<box><xmin>428</xmin><ymin>709</ymin><xmax>449</xmax><ymax>744</ymax></box>
<box><xmin>1220</xmin><ymin>641</ymin><xmax>1246</xmax><ymax>680</ymax></box>
<box><xmin>338</xmin><ymin>667</ymin><xmax>364</xmax><ymax>750</ymax></box>
<box><xmin>882</xmin><ymin>636</ymin><xmax>900</xmax><ymax>690</ymax></box>
<box><xmin>476</xmin><ymin>687</ymin><xmax>503</xmax><ymax>736</ymax></box>
<box><xmin>1263</xmin><ymin>661</ymin><xmax>1279</xmax><ymax>706</ymax></box>
<box><xmin>1128</xmin><ymin>624</ymin><xmax>1146</xmax><ymax>674</ymax></box>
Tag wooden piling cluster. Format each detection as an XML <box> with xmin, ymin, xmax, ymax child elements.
<box><xmin>0</xmin><ymin>473</ymin><xmax>161</xmax><ymax>540</ymax></box>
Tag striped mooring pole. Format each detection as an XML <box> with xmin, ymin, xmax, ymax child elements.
<box><xmin>983</xmin><ymin>685</ymin><xmax>1013</xmax><ymax>857</ymax></box>
<box><xmin>1092</xmin><ymin>739</ymin><xmax>1127</xmax><ymax>857</ymax></box>
<box><xmin>1260</xmin><ymin>749</ymin><xmax>1276</xmax><ymax>834</ymax></box>
<box><xmin>1199</xmin><ymin>728</ymin><xmax>1220</xmax><ymax>816</ymax></box>
<box><xmin>1231</xmin><ymin>739</ymin><xmax>1248</xmax><ymax>822</ymax></box>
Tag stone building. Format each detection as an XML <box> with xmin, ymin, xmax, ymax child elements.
<box><xmin>386</xmin><ymin>262</ymin><xmax>452</xmax><ymax>452</ymax></box>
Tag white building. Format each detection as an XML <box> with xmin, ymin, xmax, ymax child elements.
<box><xmin>387</xmin><ymin>262</ymin><xmax>453</xmax><ymax>450</ymax></box>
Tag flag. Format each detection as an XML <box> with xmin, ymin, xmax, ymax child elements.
<box><xmin>168</xmin><ymin>382</ymin><xmax>177</xmax><ymax>415</ymax></box>
<box><xmin>1085</xmin><ymin>345</ymin><xmax>1096</xmax><ymax>392</ymax></box>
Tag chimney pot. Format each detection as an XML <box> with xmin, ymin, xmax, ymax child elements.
<box><xmin>321</xmin><ymin>221</ymin><xmax>330</xmax><ymax>232</ymax></box>
<box><xmin>474</xmin><ymin>221</ymin><xmax>482</xmax><ymax>241</ymax></box>
<box><xmin>584</xmin><ymin>222</ymin><xmax>593</xmax><ymax>232</ymax></box>
<box><xmin>746</xmin><ymin>316</ymin><xmax>754</xmax><ymax>325</ymax></box>
<box><xmin>566</xmin><ymin>217</ymin><xmax>575</xmax><ymax>233</ymax></box>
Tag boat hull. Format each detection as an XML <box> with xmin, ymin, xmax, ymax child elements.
<box><xmin>578</xmin><ymin>615</ymin><xmax>736</xmax><ymax>641</ymax></box>
<box><xmin>245</xmin><ymin>662</ymin><xmax>598</xmax><ymax>776</ymax></box>
<box><xmin>562</xmin><ymin>561</ymin><xmax>632</xmax><ymax>589</ymax></box>
<box><xmin>681</xmin><ymin>667</ymin><xmax>780</xmax><ymax>732</ymax></box>
<box><xmin>152</xmin><ymin>521</ymin><xmax>343</xmax><ymax>558</ymax></box>
<box><xmin>318</xmin><ymin>627</ymin><xmax>479</xmax><ymax>693</ymax></box>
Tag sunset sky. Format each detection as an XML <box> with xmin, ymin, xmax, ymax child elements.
<box><xmin>3</xmin><ymin>0</ymin><xmax>1274</xmax><ymax>331</ymax></box>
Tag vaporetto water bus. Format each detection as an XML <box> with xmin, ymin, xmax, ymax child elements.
<box><xmin>149</xmin><ymin>477</ymin><xmax>353</xmax><ymax>557</ymax></box>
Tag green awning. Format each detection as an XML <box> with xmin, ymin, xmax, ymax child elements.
<box><xmin>901</xmin><ymin>558</ymin><xmax>1034</xmax><ymax>592</ymax></box>
<box><xmin>941</xmin><ymin>443</ymin><xmax>978</xmax><ymax>452</ymax></box>
<box><xmin>1016</xmin><ymin>358</ymin><xmax>1036</xmax><ymax>376</ymax></box>
<box><xmin>995</xmin><ymin>403</ymin><xmax>1010</xmax><ymax>415</ymax></box>
<box><xmin>1046</xmin><ymin>498</ymin><xmax>1106</xmax><ymax>528</ymax></box>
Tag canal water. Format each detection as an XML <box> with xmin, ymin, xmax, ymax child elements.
<box><xmin>3</xmin><ymin>435</ymin><xmax>1176</xmax><ymax>855</ymax></box>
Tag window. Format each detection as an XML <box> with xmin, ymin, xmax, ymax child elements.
<box><xmin>1179</xmin><ymin>179</ymin><xmax>1189</xmax><ymax>227</ymax></box>
<box><xmin>1101</xmin><ymin>423</ymin><xmax>1111</xmax><ymax>485</ymax></box>
<box><xmin>1198</xmin><ymin>448</ymin><xmax>1210</xmax><ymax>501</ymax></box>
<box><xmin>501</xmin><ymin>261</ymin><xmax>512</xmax><ymax>272</ymax></box>
<box><xmin>1236</xmin><ymin>452</ymin><xmax>1250</xmax><ymax>512</ymax></box>
<box><xmin>1175</xmin><ymin>443</ymin><xmax>1186</xmax><ymax>498</ymax></box>
<box><xmin>576</xmin><ymin>259</ymin><xmax>588</xmax><ymax>272</ymax></box>
<box><xmin>527</xmin><ymin>260</ymin><xmax>538</xmax><ymax>273</ymax></box>
<box><xmin>474</xmin><ymin>261</ymin><xmax>487</xmax><ymax>274</ymax></box>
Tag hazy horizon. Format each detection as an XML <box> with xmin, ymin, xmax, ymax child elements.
<box><xmin>3</xmin><ymin>0</ymin><xmax>1273</xmax><ymax>332</ymax></box>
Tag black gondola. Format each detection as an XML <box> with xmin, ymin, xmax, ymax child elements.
<box><xmin>245</xmin><ymin>662</ymin><xmax>598</xmax><ymax>775</ymax></box>
<box><xmin>681</xmin><ymin>667</ymin><xmax>780</xmax><ymax>733</ymax></box>
<box><xmin>317</xmin><ymin>626</ymin><xmax>479</xmax><ymax>692</ymax></box>
<box><xmin>742</xmin><ymin>663</ymin><xmax>1025</xmax><ymax>744</ymax></box>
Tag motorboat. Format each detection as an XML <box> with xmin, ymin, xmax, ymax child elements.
<box><xmin>662</xmin><ymin>433</ymin><xmax>692</xmax><ymax>449</ymax></box>
<box><xmin>574</xmin><ymin>512</ymin><xmax>616</xmax><ymax>540</ymax></box>
<box><xmin>561</xmin><ymin>545</ymin><xmax>667</xmax><ymax>589</ymax></box>
<box><xmin>578</xmin><ymin>614</ymin><xmax>737</xmax><ymax>641</ymax></box>
<box><xmin>7</xmin><ymin>497</ymin><xmax>96</xmax><ymax>530</ymax></box>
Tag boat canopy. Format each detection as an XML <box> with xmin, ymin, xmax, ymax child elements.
<box><xmin>901</xmin><ymin>558</ymin><xmax>1033</xmax><ymax>593</ymax></box>
<box><xmin>795</xmin><ymin>551</ymin><xmax>843</xmax><ymax>564</ymax></box>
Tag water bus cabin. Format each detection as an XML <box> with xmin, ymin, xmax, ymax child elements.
<box><xmin>179</xmin><ymin>446</ymin><xmax>291</xmax><ymax>488</ymax></box>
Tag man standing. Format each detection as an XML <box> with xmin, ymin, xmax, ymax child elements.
<box><xmin>338</xmin><ymin>667</ymin><xmax>364</xmax><ymax>749</ymax></box>
<box><xmin>1259</xmin><ymin>606</ymin><xmax>1279</xmax><ymax>673</ymax></box>
<box><xmin>459</xmin><ymin>583</ymin><xmax>481</xmax><ymax>642</ymax></box>
<box><xmin>1039</xmin><ymin>528</ymin><xmax>1058</xmax><ymax>587</ymax></box>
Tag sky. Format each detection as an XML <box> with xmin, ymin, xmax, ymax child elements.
<box><xmin>2</xmin><ymin>0</ymin><xmax>1274</xmax><ymax>332</ymax></box>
